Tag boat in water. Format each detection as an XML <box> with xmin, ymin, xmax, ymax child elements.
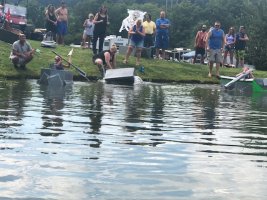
<box><xmin>38</xmin><ymin>68</ymin><xmax>73</xmax><ymax>86</ymax></box>
<box><xmin>220</xmin><ymin>75</ymin><xmax>267</xmax><ymax>94</ymax></box>
<box><xmin>104</xmin><ymin>67</ymin><xmax>142</xmax><ymax>85</ymax></box>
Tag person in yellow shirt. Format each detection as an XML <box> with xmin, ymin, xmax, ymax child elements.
<box><xmin>142</xmin><ymin>14</ymin><xmax>156</xmax><ymax>48</ymax></box>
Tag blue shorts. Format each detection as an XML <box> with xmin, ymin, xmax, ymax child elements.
<box><xmin>155</xmin><ymin>32</ymin><xmax>169</xmax><ymax>49</ymax></box>
<box><xmin>57</xmin><ymin>21</ymin><xmax>68</xmax><ymax>35</ymax></box>
<box><xmin>129</xmin><ymin>40</ymin><xmax>144</xmax><ymax>48</ymax></box>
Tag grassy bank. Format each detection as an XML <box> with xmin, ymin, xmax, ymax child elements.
<box><xmin>1</xmin><ymin>40</ymin><xmax>267</xmax><ymax>83</ymax></box>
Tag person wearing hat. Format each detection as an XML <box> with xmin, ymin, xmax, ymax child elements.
<box><xmin>193</xmin><ymin>24</ymin><xmax>208</xmax><ymax>64</ymax></box>
<box><xmin>10</xmin><ymin>34</ymin><xmax>35</xmax><ymax>69</ymax></box>
<box><xmin>81</xmin><ymin>13</ymin><xmax>95</xmax><ymax>49</ymax></box>
<box><xmin>235</xmin><ymin>26</ymin><xmax>249</xmax><ymax>68</ymax></box>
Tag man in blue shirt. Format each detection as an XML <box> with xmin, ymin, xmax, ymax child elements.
<box><xmin>155</xmin><ymin>11</ymin><xmax>170</xmax><ymax>59</ymax></box>
<box><xmin>206</xmin><ymin>21</ymin><xmax>225</xmax><ymax>78</ymax></box>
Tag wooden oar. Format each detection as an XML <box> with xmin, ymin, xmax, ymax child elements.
<box><xmin>224</xmin><ymin>69</ymin><xmax>253</xmax><ymax>89</ymax></box>
<box><xmin>52</xmin><ymin>50</ymin><xmax>91</xmax><ymax>81</ymax></box>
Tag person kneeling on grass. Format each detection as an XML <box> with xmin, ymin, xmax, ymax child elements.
<box><xmin>10</xmin><ymin>33</ymin><xmax>35</xmax><ymax>70</ymax></box>
<box><xmin>92</xmin><ymin>44</ymin><xmax>117</xmax><ymax>77</ymax></box>
<box><xmin>236</xmin><ymin>66</ymin><xmax>254</xmax><ymax>79</ymax></box>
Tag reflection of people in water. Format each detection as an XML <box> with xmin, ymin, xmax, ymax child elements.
<box><xmin>124</xmin><ymin>85</ymin><xmax>165</xmax><ymax>146</ymax></box>
<box><xmin>4</xmin><ymin>80</ymin><xmax>32</xmax><ymax>123</ymax></box>
<box><xmin>40</xmin><ymin>85</ymin><xmax>71</xmax><ymax>136</ymax></box>
<box><xmin>79</xmin><ymin>83</ymin><xmax>104</xmax><ymax>148</ymax></box>
<box><xmin>191</xmin><ymin>88</ymin><xmax>219</xmax><ymax>130</ymax></box>
<box><xmin>42</xmin><ymin>98</ymin><xmax>64</xmax><ymax>136</ymax></box>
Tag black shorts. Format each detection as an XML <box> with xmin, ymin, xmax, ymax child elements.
<box><xmin>195</xmin><ymin>47</ymin><xmax>205</xmax><ymax>56</ymax></box>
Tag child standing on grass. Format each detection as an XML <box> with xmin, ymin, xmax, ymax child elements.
<box><xmin>81</xmin><ymin>13</ymin><xmax>94</xmax><ymax>49</ymax></box>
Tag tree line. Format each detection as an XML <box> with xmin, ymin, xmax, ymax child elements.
<box><xmin>22</xmin><ymin>0</ymin><xmax>267</xmax><ymax>70</ymax></box>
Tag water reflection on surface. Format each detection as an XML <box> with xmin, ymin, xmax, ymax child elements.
<box><xmin>0</xmin><ymin>80</ymin><xmax>266</xmax><ymax>199</ymax></box>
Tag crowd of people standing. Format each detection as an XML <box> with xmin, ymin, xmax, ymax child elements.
<box><xmin>194</xmin><ymin>21</ymin><xmax>249</xmax><ymax>77</ymax></box>
<box><xmin>9</xmin><ymin>1</ymin><xmax>250</xmax><ymax>78</ymax></box>
<box><xmin>43</xmin><ymin>4</ymin><xmax>172</xmax><ymax>70</ymax></box>
<box><xmin>45</xmin><ymin>1</ymin><xmax>68</xmax><ymax>45</ymax></box>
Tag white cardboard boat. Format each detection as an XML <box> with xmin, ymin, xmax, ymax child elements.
<box><xmin>104</xmin><ymin>68</ymin><xmax>135</xmax><ymax>85</ymax></box>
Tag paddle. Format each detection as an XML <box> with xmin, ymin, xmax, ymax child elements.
<box><xmin>52</xmin><ymin>50</ymin><xmax>91</xmax><ymax>81</ymax></box>
<box><xmin>224</xmin><ymin>69</ymin><xmax>253</xmax><ymax>89</ymax></box>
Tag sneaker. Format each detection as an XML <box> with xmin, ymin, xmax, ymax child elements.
<box><xmin>123</xmin><ymin>59</ymin><xmax>128</xmax><ymax>64</ymax></box>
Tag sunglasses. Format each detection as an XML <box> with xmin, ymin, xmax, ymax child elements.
<box><xmin>215</xmin><ymin>24</ymin><xmax>220</xmax><ymax>27</ymax></box>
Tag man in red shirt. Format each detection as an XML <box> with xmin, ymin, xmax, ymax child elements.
<box><xmin>193</xmin><ymin>24</ymin><xmax>207</xmax><ymax>64</ymax></box>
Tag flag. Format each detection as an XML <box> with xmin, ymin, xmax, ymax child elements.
<box><xmin>6</xmin><ymin>8</ymin><xmax>11</xmax><ymax>22</ymax></box>
<box><xmin>67</xmin><ymin>48</ymin><xmax>73</xmax><ymax>56</ymax></box>
<box><xmin>119</xmin><ymin>9</ymin><xmax>146</xmax><ymax>32</ymax></box>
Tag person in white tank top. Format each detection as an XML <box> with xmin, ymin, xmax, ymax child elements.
<box><xmin>81</xmin><ymin>13</ymin><xmax>95</xmax><ymax>49</ymax></box>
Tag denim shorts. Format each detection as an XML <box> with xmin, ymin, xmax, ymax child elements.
<box><xmin>129</xmin><ymin>40</ymin><xmax>144</xmax><ymax>48</ymax></box>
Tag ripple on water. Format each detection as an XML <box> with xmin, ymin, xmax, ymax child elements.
<box><xmin>0</xmin><ymin>81</ymin><xmax>266</xmax><ymax>199</ymax></box>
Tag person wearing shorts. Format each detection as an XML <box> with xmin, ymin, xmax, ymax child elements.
<box><xmin>123</xmin><ymin>19</ymin><xmax>145</xmax><ymax>66</ymax></box>
<box><xmin>206</xmin><ymin>21</ymin><xmax>225</xmax><ymax>78</ymax></box>
<box><xmin>223</xmin><ymin>27</ymin><xmax>236</xmax><ymax>66</ymax></box>
<box><xmin>155</xmin><ymin>11</ymin><xmax>170</xmax><ymax>59</ymax></box>
<box><xmin>82</xmin><ymin>13</ymin><xmax>94</xmax><ymax>48</ymax></box>
<box><xmin>55</xmin><ymin>1</ymin><xmax>68</xmax><ymax>45</ymax></box>
<box><xmin>193</xmin><ymin>24</ymin><xmax>208</xmax><ymax>64</ymax></box>
<box><xmin>10</xmin><ymin>34</ymin><xmax>35</xmax><ymax>70</ymax></box>
<box><xmin>235</xmin><ymin>26</ymin><xmax>249</xmax><ymax>68</ymax></box>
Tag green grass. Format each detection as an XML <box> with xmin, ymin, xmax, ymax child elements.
<box><xmin>1</xmin><ymin>40</ymin><xmax>267</xmax><ymax>83</ymax></box>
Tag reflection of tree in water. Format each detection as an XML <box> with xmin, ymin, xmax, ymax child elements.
<box><xmin>150</xmin><ymin>85</ymin><xmax>165</xmax><ymax>134</ymax></box>
<box><xmin>249</xmin><ymin>94</ymin><xmax>267</xmax><ymax>134</ymax></box>
<box><xmin>191</xmin><ymin>87</ymin><xmax>220</xmax><ymax>130</ymax></box>
<box><xmin>79</xmin><ymin>82</ymin><xmax>104</xmax><ymax>148</ymax></box>
<box><xmin>40</xmin><ymin>86</ymin><xmax>67</xmax><ymax>137</ymax></box>
<box><xmin>125</xmin><ymin>85</ymin><xmax>151</xmax><ymax>126</ymax></box>
<box><xmin>0</xmin><ymin>80</ymin><xmax>32</xmax><ymax>129</ymax></box>
<box><xmin>124</xmin><ymin>85</ymin><xmax>165</xmax><ymax>146</ymax></box>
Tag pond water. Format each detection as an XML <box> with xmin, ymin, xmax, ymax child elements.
<box><xmin>0</xmin><ymin>80</ymin><xmax>266</xmax><ymax>200</ymax></box>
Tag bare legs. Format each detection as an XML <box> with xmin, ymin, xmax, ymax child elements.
<box><xmin>124</xmin><ymin>46</ymin><xmax>142</xmax><ymax>65</ymax></box>
<box><xmin>223</xmin><ymin>51</ymin><xmax>234</xmax><ymax>66</ymax></box>
<box><xmin>208</xmin><ymin>62</ymin><xmax>220</xmax><ymax>78</ymax></box>
<box><xmin>57</xmin><ymin>34</ymin><xmax>65</xmax><ymax>45</ymax></box>
<box><xmin>11</xmin><ymin>54</ymin><xmax>33</xmax><ymax>69</ymax></box>
<box><xmin>123</xmin><ymin>46</ymin><xmax>133</xmax><ymax>64</ymax></box>
<box><xmin>155</xmin><ymin>48</ymin><xmax>166</xmax><ymax>59</ymax></box>
<box><xmin>135</xmin><ymin>48</ymin><xmax>142</xmax><ymax>65</ymax></box>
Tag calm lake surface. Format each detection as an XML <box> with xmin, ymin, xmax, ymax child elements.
<box><xmin>0</xmin><ymin>80</ymin><xmax>266</xmax><ymax>200</ymax></box>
